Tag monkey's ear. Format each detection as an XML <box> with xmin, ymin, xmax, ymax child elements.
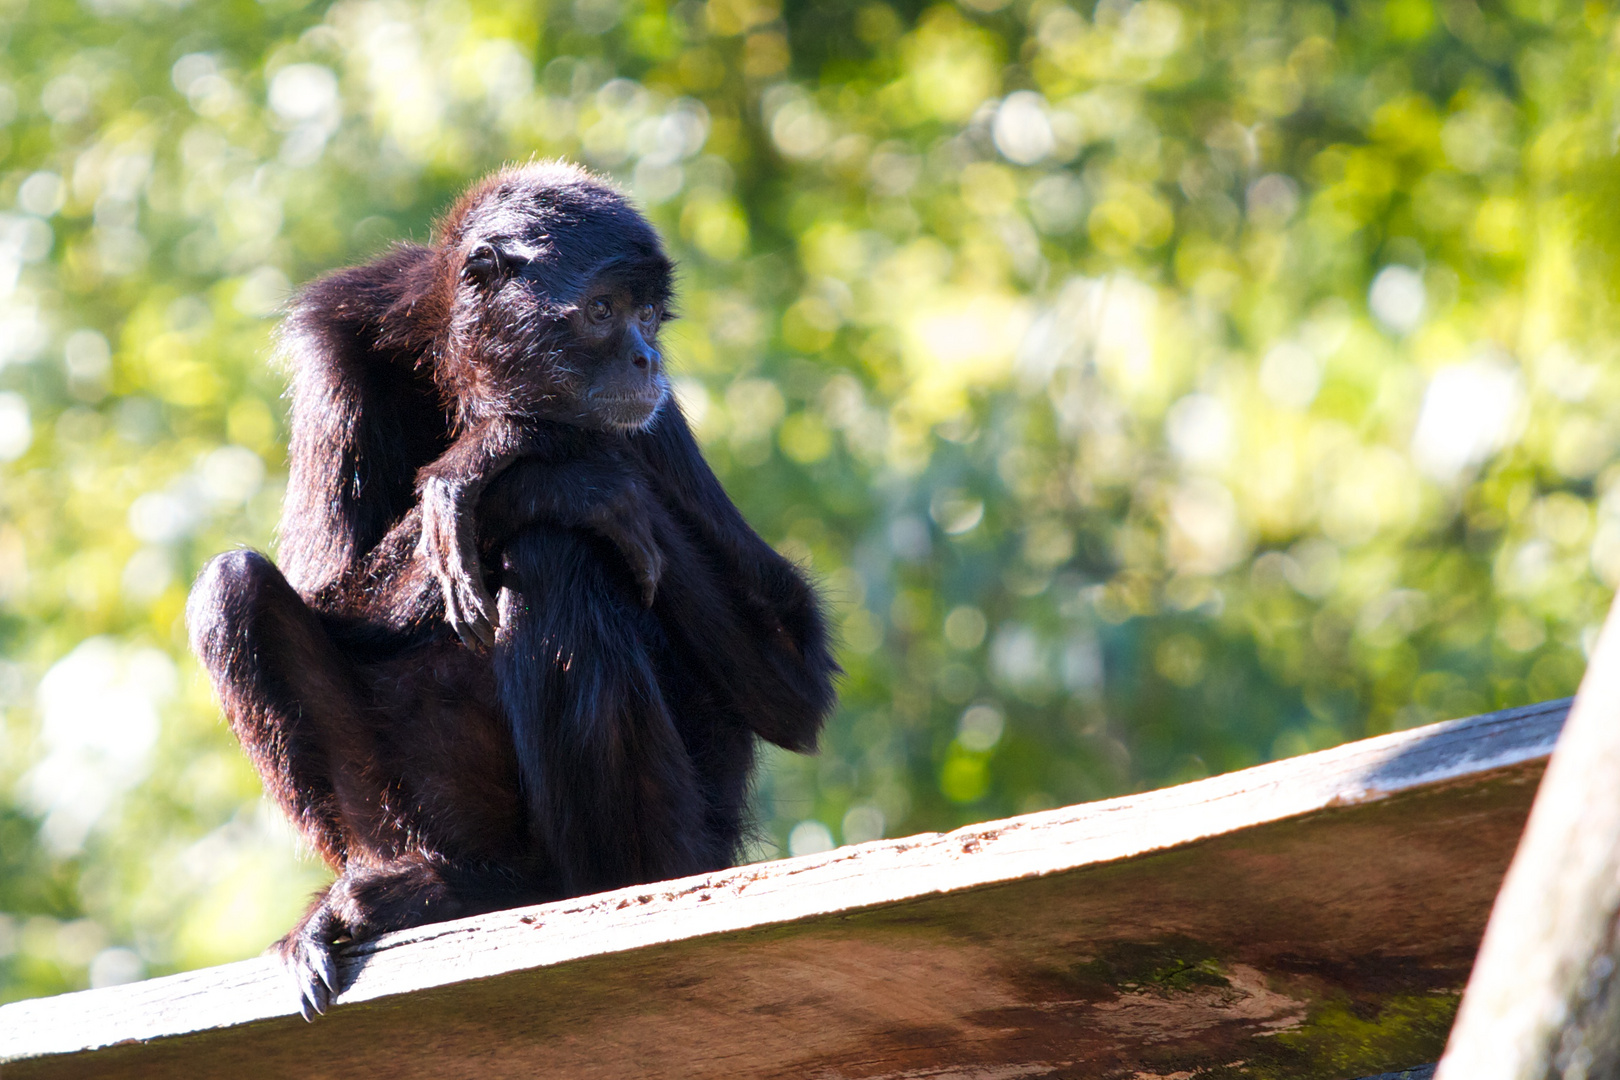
<box><xmin>462</xmin><ymin>242</ymin><xmax>510</xmax><ymax>288</ymax></box>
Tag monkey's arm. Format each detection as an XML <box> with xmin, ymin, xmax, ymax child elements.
<box><xmin>278</xmin><ymin>246</ymin><xmax>451</xmax><ymax>598</ymax></box>
<box><xmin>631</xmin><ymin>401</ymin><xmax>827</xmax><ymax>628</ymax></box>
<box><xmin>416</xmin><ymin>418</ymin><xmax>662</xmax><ymax>649</ymax></box>
<box><xmin>414</xmin><ymin>417</ymin><xmax>546</xmax><ymax>650</ymax></box>
<box><xmin>479</xmin><ymin>451</ymin><xmax>665</xmax><ymax>607</ymax></box>
<box><xmin>628</xmin><ymin>403</ymin><xmax>839</xmax><ymax>751</ymax></box>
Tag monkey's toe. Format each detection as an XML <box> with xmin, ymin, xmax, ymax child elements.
<box><xmin>283</xmin><ymin>934</ymin><xmax>339</xmax><ymax>1021</ymax></box>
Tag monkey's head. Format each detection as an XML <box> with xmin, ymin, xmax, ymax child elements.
<box><xmin>437</xmin><ymin>162</ymin><xmax>676</xmax><ymax>433</ymax></box>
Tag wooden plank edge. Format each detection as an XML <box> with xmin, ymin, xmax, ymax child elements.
<box><xmin>1437</xmin><ymin>595</ymin><xmax>1620</xmax><ymax>1078</ymax></box>
<box><xmin>0</xmin><ymin>697</ymin><xmax>1570</xmax><ymax>1063</ymax></box>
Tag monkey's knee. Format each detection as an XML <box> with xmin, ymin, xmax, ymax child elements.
<box><xmin>187</xmin><ymin>549</ymin><xmax>332</xmax><ymax>706</ymax></box>
<box><xmin>187</xmin><ymin>550</ymin><xmax>282</xmax><ymax>669</ymax></box>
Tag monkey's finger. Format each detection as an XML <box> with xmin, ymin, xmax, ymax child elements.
<box><xmin>439</xmin><ymin>576</ymin><xmax>491</xmax><ymax>650</ymax></box>
<box><xmin>469</xmin><ymin>583</ymin><xmax>501</xmax><ymax>644</ymax></box>
<box><xmin>452</xmin><ymin>616</ymin><xmax>490</xmax><ymax>653</ymax></box>
<box><xmin>457</xmin><ymin>603</ymin><xmax>497</xmax><ymax>651</ymax></box>
<box><xmin>465</xmin><ymin>598</ymin><xmax>497</xmax><ymax>648</ymax></box>
<box><xmin>623</xmin><ymin>522</ymin><xmax>663</xmax><ymax>607</ymax></box>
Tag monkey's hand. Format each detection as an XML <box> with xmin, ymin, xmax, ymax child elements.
<box><xmin>583</xmin><ymin>478</ymin><xmax>665</xmax><ymax>607</ymax></box>
<box><xmin>419</xmin><ymin>475</ymin><xmax>498</xmax><ymax>650</ymax></box>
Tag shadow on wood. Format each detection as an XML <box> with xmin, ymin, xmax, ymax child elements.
<box><xmin>0</xmin><ymin>699</ymin><xmax>1568</xmax><ymax>1080</ymax></box>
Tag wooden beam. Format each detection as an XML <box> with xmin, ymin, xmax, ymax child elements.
<box><xmin>1436</xmin><ymin>598</ymin><xmax>1620</xmax><ymax>1079</ymax></box>
<box><xmin>0</xmin><ymin>699</ymin><xmax>1568</xmax><ymax>1080</ymax></box>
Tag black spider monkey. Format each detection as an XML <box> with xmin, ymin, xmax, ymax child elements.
<box><xmin>186</xmin><ymin>162</ymin><xmax>839</xmax><ymax>1018</ymax></box>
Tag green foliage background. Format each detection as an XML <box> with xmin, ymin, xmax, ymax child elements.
<box><xmin>1</xmin><ymin>0</ymin><xmax>1618</xmax><ymax>1001</ymax></box>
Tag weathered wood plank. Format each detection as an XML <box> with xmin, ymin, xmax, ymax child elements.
<box><xmin>0</xmin><ymin>699</ymin><xmax>1569</xmax><ymax>1080</ymax></box>
<box><xmin>1437</xmin><ymin>599</ymin><xmax>1620</xmax><ymax>1079</ymax></box>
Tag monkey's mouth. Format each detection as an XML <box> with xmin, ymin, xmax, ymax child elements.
<box><xmin>589</xmin><ymin>388</ymin><xmax>667</xmax><ymax>432</ymax></box>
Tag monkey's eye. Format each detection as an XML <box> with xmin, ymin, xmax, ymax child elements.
<box><xmin>637</xmin><ymin>303</ymin><xmax>658</xmax><ymax>324</ymax></box>
<box><xmin>463</xmin><ymin>243</ymin><xmax>507</xmax><ymax>287</ymax></box>
<box><xmin>588</xmin><ymin>297</ymin><xmax>612</xmax><ymax>322</ymax></box>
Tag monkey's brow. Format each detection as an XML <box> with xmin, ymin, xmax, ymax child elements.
<box><xmin>582</xmin><ymin>253</ymin><xmax>674</xmax><ymax>293</ymax></box>
<box><xmin>575</xmin><ymin>281</ymin><xmax>673</xmax><ymax>307</ymax></box>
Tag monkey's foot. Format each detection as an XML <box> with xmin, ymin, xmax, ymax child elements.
<box><xmin>275</xmin><ymin>905</ymin><xmax>343</xmax><ymax>1021</ymax></box>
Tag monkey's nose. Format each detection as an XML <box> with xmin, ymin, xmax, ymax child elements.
<box><xmin>632</xmin><ymin>347</ymin><xmax>659</xmax><ymax>371</ymax></box>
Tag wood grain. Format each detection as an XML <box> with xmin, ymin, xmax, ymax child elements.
<box><xmin>0</xmin><ymin>699</ymin><xmax>1569</xmax><ymax>1080</ymax></box>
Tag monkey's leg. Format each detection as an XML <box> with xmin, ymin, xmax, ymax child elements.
<box><xmin>188</xmin><ymin>550</ymin><xmax>373</xmax><ymax>862</ymax></box>
<box><xmin>495</xmin><ymin>525</ymin><xmax>722</xmax><ymax>894</ymax></box>
<box><xmin>480</xmin><ymin>451</ymin><xmax>667</xmax><ymax>608</ymax></box>
<box><xmin>188</xmin><ymin>550</ymin><xmax>388</xmax><ymax>1016</ymax></box>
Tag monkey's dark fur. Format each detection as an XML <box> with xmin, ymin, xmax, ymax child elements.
<box><xmin>186</xmin><ymin>163</ymin><xmax>838</xmax><ymax>1019</ymax></box>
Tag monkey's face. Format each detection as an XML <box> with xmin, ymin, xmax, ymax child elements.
<box><xmin>445</xmin><ymin>166</ymin><xmax>678</xmax><ymax>433</ymax></box>
<box><xmin>456</xmin><ymin>242</ymin><xmax>674</xmax><ymax>433</ymax></box>
<box><xmin>563</xmin><ymin>280</ymin><xmax>671</xmax><ymax>432</ymax></box>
